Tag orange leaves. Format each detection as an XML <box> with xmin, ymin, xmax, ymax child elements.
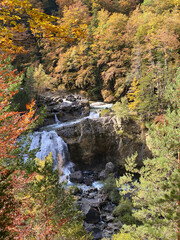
<box><xmin>0</xmin><ymin>0</ymin><xmax>88</xmax><ymax>54</ymax></box>
<box><xmin>154</xmin><ymin>114</ymin><xmax>168</xmax><ymax>126</ymax></box>
<box><xmin>0</xmin><ymin>168</ymin><xmax>36</xmax><ymax>239</ymax></box>
<box><xmin>0</xmin><ymin>61</ymin><xmax>37</xmax><ymax>160</ymax></box>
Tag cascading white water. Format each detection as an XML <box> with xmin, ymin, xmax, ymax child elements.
<box><xmin>28</xmin><ymin>130</ymin><xmax>73</xmax><ymax>182</ymax></box>
<box><xmin>28</xmin><ymin>107</ymin><xmax>101</xmax><ymax>183</ymax></box>
<box><xmin>90</xmin><ymin>102</ymin><xmax>112</xmax><ymax>109</ymax></box>
<box><xmin>55</xmin><ymin>114</ymin><xmax>60</xmax><ymax>124</ymax></box>
<box><xmin>41</xmin><ymin>109</ymin><xmax>100</xmax><ymax>131</ymax></box>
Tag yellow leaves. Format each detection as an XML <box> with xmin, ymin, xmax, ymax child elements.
<box><xmin>36</xmin><ymin>157</ymin><xmax>46</xmax><ymax>170</ymax></box>
<box><xmin>110</xmin><ymin>232</ymin><xmax>137</xmax><ymax>240</ymax></box>
<box><xmin>127</xmin><ymin>78</ymin><xmax>141</xmax><ymax>111</ymax></box>
<box><xmin>0</xmin><ymin>0</ymin><xmax>90</xmax><ymax>54</ymax></box>
<box><xmin>35</xmin><ymin>174</ymin><xmax>43</xmax><ymax>182</ymax></box>
<box><xmin>0</xmin><ymin>0</ymin><xmax>61</xmax><ymax>53</ymax></box>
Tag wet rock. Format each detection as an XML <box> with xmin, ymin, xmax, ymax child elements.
<box><xmin>102</xmin><ymin>230</ymin><xmax>113</xmax><ymax>239</ymax></box>
<box><xmin>58</xmin><ymin>102</ymin><xmax>72</xmax><ymax>111</ymax></box>
<box><xmin>101</xmin><ymin>222</ymin><xmax>108</xmax><ymax>230</ymax></box>
<box><xmin>83</xmin><ymin>188</ymin><xmax>98</xmax><ymax>197</ymax></box>
<box><xmin>37</xmin><ymin>92</ymin><xmax>90</xmax><ymax>125</ymax></box>
<box><xmin>105</xmin><ymin>162</ymin><xmax>115</xmax><ymax>174</ymax></box>
<box><xmin>106</xmin><ymin>215</ymin><xmax>115</xmax><ymax>223</ymax></box>
<box><xmin>102</xmin><ymin>203</ymin><xmax>114</xmax><ymax>213</ymax></box>
<box><xmin>98</xmin><ymin>162</ymin><xmax>115</xmax><ymax>181</ymax></box>
<box><xmin>70</xmin><ymin>171</ymin><xmax>83</xmax><ymax>183</ymax></box>
<box><xmin>73</xmin><ymin>187</ymin><xmax>83</xmax><ymax>195</ymax></box>
<box><xmin>87</xmin><ymin>192</ymin><xmax>97</xmax><ymax>199</ymax></box>
<box><xmin>80</xmin><ymin>194</ymin><xmax>105</xmax><ymax>215</ymax></box>
<box><xmin>107</xmin><ymin>221</ymin><xmax>122</xmax><ymax>232</ymax></box>
<box><xmin>66</xmin><ymin>94</ymin><xmax>76</xmax><ymax>102</ymax></box>
<box><xmin>101</xmin><ymin>214</ymin><xmax>107</xmax><ymax>221</ymax></box>
<box><xmin>99</xmin><ymin>169</ymin><xmax>108</xmax><ymax>180</ymax></box>
<box><xmin>88</xmin><ymin>227</ymin><xmax>102</xmax><ymax>239</ymax></box>
<box><xmin>84</xmin><ymin>176</ymin><xmax>93</xmax><ymax>186</ymax></box>
<box><xmin>85</xmin><ymin>207</ymin><xmax>101</xmax><ymax>224</ymax></box>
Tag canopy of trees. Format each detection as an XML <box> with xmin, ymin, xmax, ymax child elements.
<box><xmin>0</xmin><ymin>0</ymin><xmax>180</xmax><ymax>239</ymax></box>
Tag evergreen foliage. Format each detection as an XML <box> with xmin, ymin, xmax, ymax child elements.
<box><xmin>113</xmin><ymin>198</ymin><xmax>137</xmax><ymax>225</ymax></box>
<box><xmin>115</xmin><ymin>70</ymin><xmax>180</xmax><ymax>240</ymax></box>
<box><xmin>102</xmin><ymin>176</ymin><xmax>121</xmax><ymax>204</ymax></box>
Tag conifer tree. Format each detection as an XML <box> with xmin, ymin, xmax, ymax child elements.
<box><xmin>116</xmin><ymin>68</ymin><xmax>180</xmax><ymax>240</ymax></box>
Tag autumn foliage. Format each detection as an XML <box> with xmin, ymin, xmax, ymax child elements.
<box><xmin>0</xmin><ymin>0</ymin><xmax>179</xmax><ymax>239</ymax></box>
<box><xmin>0</xmin><ymin>59</ymin><xmax>37</xmax><ymax>159</ymax></box>
<box><xmin>0</xmin><ymin>59</ymin><xmax>88</xmax><ymax>239</ymax></box>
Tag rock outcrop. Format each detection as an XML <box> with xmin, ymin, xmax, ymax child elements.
<box><xmin>56</xmin><ymin>116</ymin><xmax>152</xmax><ymax>168</ymax></box>
<box><xmin>37</xmin><ymin>92</ymin><xmax>90</xmax><ymax>125</ymax></box>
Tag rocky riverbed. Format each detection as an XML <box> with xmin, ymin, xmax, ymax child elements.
<box><xmin>68</xmin><ymin>162</ymin><xmax>122</xmax><ymax>240</ymax></box>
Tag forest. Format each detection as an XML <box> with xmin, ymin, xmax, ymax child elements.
<box><xmin>0</xmin><ymin>0</ymin><xmax>179</xmax><ymax>239</ymax></box>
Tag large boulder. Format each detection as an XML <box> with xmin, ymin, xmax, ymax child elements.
<box><xmin>69</xmin><ymin>171</ymin><xmax>83</xmax><ymax>183</ymax></box>
<box><xmin>99</xmin><ymin>162</ymin><xmax>115</xmax><ymax>180</ymax></box>
<box><xmin>99</xmin><ymin>170</ymin><xmax>109</xmax><ymax>180</ymax></box>
<box><xmin>85</xmin><ymin>207</ymin><xmax>101</xmax><ymax>224</ymax></box>
<box><xmin>105</xmin><ymin>162</ymin><xmax>115</xmax><ymax>174</ymax></box>
<box><xmin>57</xmin><ymin>117</ymin><xmax>152</xmax><ymax>168</ymax></box>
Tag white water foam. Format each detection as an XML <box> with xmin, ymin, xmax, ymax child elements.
<box><xmin>27</xmin><ymin>108</ymin><xmax>100</xmax><ymax>183</ymax></box>
<box><xmin>55</xmin><ymin>114</ymin><xmax>61</xmax><ymax>124</ymax></box>
<box><xmin>90</xmin><ymin>102</ymin><xmax>113</xmax><ymax>109</ymax></box>
<box><xmin>41</xmin><ymin>109</ymin><xmax>100</xmax><ymax>131</ymax></box>
<box><xmin>28</xmin><ymin>130</ymin><xmax>73</xmax><ymax>182</ymax></box>
<box><xmin>92</xmin><ymin>181</ymin><xmax>104</xmax><ymax>190</ymax></box>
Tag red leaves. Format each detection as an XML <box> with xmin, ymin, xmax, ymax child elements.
<box><xmin>0</xmin><ymin>62</ymin><xmax>37</xmax><ymax>159</ymax></box>
<box><xmin>0</xmin><ymin>168</ymin><xmax>36</xmax><ymax>239</ymax></box>
<box><xmin>154</xmin><ymin>114</ymin><xmax>169</xmax><ymax>126</ymax></box>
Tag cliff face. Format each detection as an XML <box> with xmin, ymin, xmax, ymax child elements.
<box><xmin>56</xmin><ymin>116</ymin><xmax>152</xmax><ymax>169</ymax></box>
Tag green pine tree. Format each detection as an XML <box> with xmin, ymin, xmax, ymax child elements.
<box><xmin>115</xmin><ymin>68</ymin><xmax>180</xmax><ymax>240</ymax></box>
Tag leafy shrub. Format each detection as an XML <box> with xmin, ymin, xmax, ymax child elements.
<box><xmin>110</xmin><ymin>232</ymin><xmax>136</xmax><ymax>240</ymax></box>
<box><xmin>112</xmin><ymin>97</ymin><xmax>131</xmax><ymax>120</ymax></box>
<box><xmin>100</xmin><ymin>108</ymin><xmax>111</xmax><ymax>117</ymax></box>
<box><xmin>102</xmin><ymin>176</ymin><xmax>121</xmax><ymax>204</ymax></box>
<box><xmin>113</xmin><ymin>198</ymin><xmax>136</xmax><ymax>225</ymax></box>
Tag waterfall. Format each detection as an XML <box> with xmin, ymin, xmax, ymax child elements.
<box><xmin>55</xmin><ymin>114</ymin><xmax>60</xmax><ymax>124</ymax></box>
<box><xmin>27</xmin><ymin>106</ymin><xmax>100</xmax><ymax>182</ymax></box>
<box><xmin>29</xmin><ymin>130</ymin><xmax>73</xmax><ymax>182</ymax></box>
